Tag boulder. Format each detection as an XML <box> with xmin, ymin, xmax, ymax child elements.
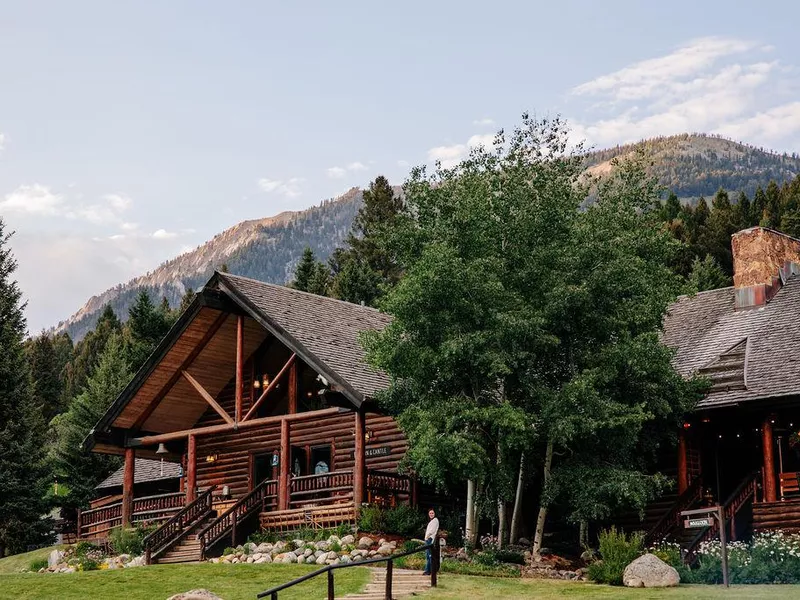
<box><xmin>623</xmin><ymin>553</ymin><xmax>680</xmax><ymax>588</ymax></box>
<box><xmin>518</xmin><ymin>538</ymin><xmax>531</xmax><ymax>546</ymax></box>
<box><xmin>167</xmin><ymin>590</ymin><xmax>224</xmax><ymax>600</ymax></box>
<box><xmin>126</xmin><ymin>556</ymin><xmax>146</xmax><ymax>568</ymax></box>
<box><xmin>315</xmin><ymin>541</ymin><xmax>330</xmax><ymax>551</ymax></box>
<box><xmin>341</xmin><ymin>535</ymin><xmax>355</xmax><ymax>545</ymax></box>
<box><xmin>315</xmin><ymin>554</ymin><xmax>328</xmax><ymax>565</ymax></box>
<box><xmin>282</xmin><ymin>554</ymin><xmax>296</xmax><ymax>564</ymax></box>
<box><xmin>358</xmin><ymin>537</ymin><xmax>374</xmax><ymax>549</ymax></box>
<box><xmin>377</xmin><ymin>544</ymin><xmax>394</xmax><ymax>556</ymax></box>
<box><xmin>48</xmin><ymin>549</ymin><xmax>63</xmax><ymax>569</ymax></box>
<box><xmin>256</xmin><ymin>543</ymin><xmax>272</xmax><ymax>554</ymax></box>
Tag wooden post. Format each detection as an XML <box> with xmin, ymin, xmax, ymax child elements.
<box><xmin>763</xmin><ymin>418</ymin><xmax>777</xmax><ymax>503</ymax></box>
<box><xmin>187</xmin><ymin>434</ymin><xmax>197</xmax><ymax>505</ymax></box>
<box><xmin>76</xmin><ymin>509</ymin><xmax>82</xmax><ymax>541</ymax></box>
<box><xmin>279</xmin><ymin>419</ymin><xmax>290</xmax><ymax>510</ymax></box>
<box><xmin>327</xmin><ymin>569</ymin><xmax>335</xmax><ymax>600</ymax></box>
<box><xmin>678</xmin><ymin>428</ymin><xmax>689</xmax><ymax>495</ymax></box>
<box><xmin>235</xmin><ymin>315</ymin><xmax>244</xmax><ymax>423</ymax></box>
<box><xmin>385</xmin><ymin>559</ymin><xmax>393</xmax><ymax>600</ymax></box>
<box><xmin>288</xmin><ymin>361</ymin><xmax>298</xmax><ymax>415</ymax></box>
<box><xmin>354</xmin><ymin>410</ymin><xmax>366</xmax><ymax>508</ymax></box>
<box><xmin>122</xmin><ymin>448</ymin><xmax>135</xmax><ymax>526</ymax></box>
<box><xmin>431</xmin><ymin>534</ymin><xmax>440</xmax><ymax>587</ymax></box>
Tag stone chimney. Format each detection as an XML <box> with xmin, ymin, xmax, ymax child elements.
<box><xmin>732</xmin><ymin>227</ymin><xmax>800</xmax><ymax>309</ymax></box>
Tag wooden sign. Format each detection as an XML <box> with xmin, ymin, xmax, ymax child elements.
<box><xmin>351</xmin><ymin>445</ymin><xmax>391</xmax><ymax>459</ymax></box>
<box><xmin>684</xmin><ymin>517</ymin><xmax>714</xmax><ymax>528</ymax></box>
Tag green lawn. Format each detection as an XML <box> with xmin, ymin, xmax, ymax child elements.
<box><xmin>0</xmin><ymin>563</ymin><xmax>370</xmax><ymax>600</ymax></box>
<box><xmin>0</xmin><ymin>546</ymin><xmax>64</xmax><ymax>575</ymax></box>
<box><xmin>426</xmin><ymin>576</ymin><xmax>800</xmax><ymax>599</ymax></box>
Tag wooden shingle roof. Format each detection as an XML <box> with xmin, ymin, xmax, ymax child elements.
<box><xmin>216</xmin><ymin>272</ymin><xmax>392</xmax><ymax>401</ymax></box>
<box><xmin>96</xmin><ymin>458</ymin><xmax>181</xmax><ymax>490</ymax></box>
<box><xmin>662</xmin><ymin>275</ymin><xmax>800</xmax><ymax>409</ymax></box>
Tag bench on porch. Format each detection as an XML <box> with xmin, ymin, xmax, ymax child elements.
<box><xmin>780</xmin><ymin>472</ymin><xmax>800</xmax><ymax>500</ymax></box>
<box><xmin>259</xmin><ymin>502</ymin><xmax>356</xmax><ymax>532</ymax></box>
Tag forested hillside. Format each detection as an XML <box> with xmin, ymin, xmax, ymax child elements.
<box><xmin>54</xmin><ymin>133</ymin><xmax>800</xmax><ymax>341</ymax></box>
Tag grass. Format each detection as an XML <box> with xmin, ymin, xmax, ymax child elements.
<box><xmin>425</xmin><ymin>575</ymin><xmax>800</xmax><ymax>599</ymax></box>
<box><xmin>0</xmin><ymin>546</ymin><xmax>64</xmax><ymax>575</ymax></box>
<box><xmin>0</xmin><ymin>563</ymin><xmax>370</xmax><ymax>600</ymax></box>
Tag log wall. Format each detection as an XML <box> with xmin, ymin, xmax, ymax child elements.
<box><xmin>753</xmin><ymin>499</ymin><xmax>800</xmax><ymax>533</ymax></box>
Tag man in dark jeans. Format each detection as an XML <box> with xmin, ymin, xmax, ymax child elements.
<box><xmin>423</xmin><ymin>508</ymin><xmax>439</xmax><ymax>575</ymax></box>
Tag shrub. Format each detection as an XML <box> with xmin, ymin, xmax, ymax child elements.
<box><xmin>385</xmin><ymin>505</ymin><xmax>424</xmax><ymax>537</ymax></box>
<box><xmin>222</xmin><ymin>547</ymin><xmax>236</xmax><ymax>556</ymax></box>
<box><xmin>248</xmin><ymin>531</ymin><xmax>278</xmax><ymax>545</ymax></box>
<box><xmin>494</xmin><ymin>549</ymin><xmax>526</xmax><ymax>565</ymax></box>
<box><xmin>473</xmin><ymin>551</ymin><xmax>499</xmax><ymax>566</ymax></box>
<box><xmin>587</xmin><ymin>527</ymin><xmax>643</xmax><ymax>586</ymax></box>
<box><xmin>109</xmin><ymin>526</ymin><xmax>145</xmax><ymax>556</ymax></box>
<box><xmin>76</xmin><ymin>557</ymin><xmax>99</xmax><ymax>571</ymax></box>
<box><xmin>75</xmin><ymin>541</ymin><xmax>98</xmax><ymax>557</ymax></box>
<box><xmin>358</xmin><ymin>505</ymin><xmax>386</xmax><ymax>533</ymax></box>
<box><xmin>29</xmin><ymin>558</ymin><xmax>49</xmax><ymax>572</ymax></box>
<box><xmin>689</xmin><ymin>532</ymin><xmax>800</xmax><ymax>584</ymax></box>
<box><xmin>438</xmin><ymin>510</ymin><xmax>464</xmax><ymax>548</ymax></box>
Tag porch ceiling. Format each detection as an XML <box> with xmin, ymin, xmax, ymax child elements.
<box><xmin>113</xmin><ymin>308</ymin><xmax>269</xmax><ymax>433</ymax></box>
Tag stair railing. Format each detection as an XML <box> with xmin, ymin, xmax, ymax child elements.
<box><xmin>144</xmin><ymin>485</ymin><xmax>216</xmax><ymax>564</ymax></box>
<box><xmin>257</xmin><ymin>535</ymin><xmax>440</xmax><ymax>600</ymax></box>
<box><xmin>684</xmin><ymin>470</ymin><xmax>760</xmax><ymax>563</ymax></box>
<box><xmin>197</xmin><ymin>479</ymin><xmax>277</xmax><ymax>555</ymax></box>
<box><xmin>645</xmin><ymin>477</ymin><xmax>703</xmax><ymax>548</ymax></box>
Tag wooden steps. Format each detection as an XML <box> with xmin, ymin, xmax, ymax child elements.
<box><xmin>157</xmin><ymin>534</ymin><xmax>203</xmax><ymax>563</ymax></box>
<box><xmin>338</xmin><ymin>568</ymin><xmax>431</xmax><ymax>600</ymax></box>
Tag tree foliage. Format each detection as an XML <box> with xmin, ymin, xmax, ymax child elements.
<box><xmin>0</xmin><ymin>220</ymin><xmax>53</xmax><ymax>556</ymax></box>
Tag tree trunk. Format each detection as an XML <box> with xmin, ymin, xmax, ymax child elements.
<box><xmin>532</xmin><ymin>438</ymin><xmax>554</xmax><ymax>560</ymax></box>
<box><xmin>579</xmin><ymin>520</ymin><xmax>589</xmax><ymax>549</ymax></box>
<box><xmin>510</xmin><ymin>453</ymin><xmax>525</xmax><ymax>544</ymax></box>
<box><xmin>497</xmin><ymin>500</ymin><xmax>507</xmax><ymax>549</ymax></box>
<box><xmin>465</xmin><ymin>479</ymin><xmax>476</xmax><ymax>549</ymax></box>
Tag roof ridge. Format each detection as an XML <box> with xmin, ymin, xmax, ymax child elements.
<box><xmin>217</xmin><ymin>271</ymin><xmax>389</xmax><ymax>316</ymax></box>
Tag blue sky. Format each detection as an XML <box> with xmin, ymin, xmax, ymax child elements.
<box><xmin>2</xmin><ymin>1</ymin><xmax>800</xmax><ymax>331</ymax></box>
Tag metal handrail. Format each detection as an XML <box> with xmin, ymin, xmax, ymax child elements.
<box><xmin>257</xmin><ymin>536</ymin><xmax>440</xmax><ymax>600</ymax></box>
<box><xmin>143</xmin><ymin>485</ymin><xmax>216</xmax><ymax>562</ymax></box>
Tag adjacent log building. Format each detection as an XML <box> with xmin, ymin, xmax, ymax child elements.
<box><xmin>82</xmin><ymin>272</ymin><xmax>414</xmax><ymax>562</ymax></box>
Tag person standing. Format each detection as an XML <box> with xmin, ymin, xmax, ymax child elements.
<box><xmin>423</xmin><ymin>508</ymin><xmax>439</xmax><ymax>576</ymax></box>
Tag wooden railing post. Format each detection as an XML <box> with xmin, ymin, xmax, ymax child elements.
<box><xmin>354</xmin><ymin>410</ymin><xmax>366</xmax><ymax>509</ymax></box>
<box><xmin>76</xmin><ymin>509</ymin><xmax>82</xmax><ymax>540</ymax></box>
<box><xmin>385</xmin><ymin>559</ymin><xmax>393</xmax><ymax>600</ymax></box>
<box><xmin>122</xmin><ymin>448</ymin><xmax>135</xmax><ymax>527</ymax></box>
<box><xmin>187</xmin><ymin>434</ymin><xmax>197</xmax><ymax>504</ymax></box>
<box><xmin>279</xmin><ymin>420</ymin><xmax>290</xmax><ymax>511</ymax></box>
<box><xmin>327</xmin><ymin>569</ymin><xmax>334</xmax><ymax>600</ymax></box>
<box><xmin>232</xmin><ymin>510</ymin><xmax>237</xmax><ymax>548</ymax></box>
<box><xmin>431</xmin><ymin>535</ymin><xmax>440</xmax><ymax>587</ymax></box>
<box><xmin>763</xmin><ymin>418</ymin><xmax>777</xmax><ymax>503</ymax></box>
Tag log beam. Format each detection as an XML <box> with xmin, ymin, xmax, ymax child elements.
<box><xmin>187</xmin><ymin>434</ymin><xmax>197</xmax><ymax>504</ymax></box>
<box><xmin>279</xmin><ymin>419</ymin><xmax>290</xmax><ymax>510</ymax></box>
<box><xmin>130</xmin><ymin>407</ymin><xmax>346</xmax><ymax>446</ymax></box>
<box><xmin>678</xmin><ymin>429</ymin><xmax>689</xmax><ymax>495</ymax></box>
<box><xmin>242</xmin><ymin>354</ymin><xmax>296</xmax><ymax>422</ymax></box>
<box><xmin>354</xmin><ymin>410</ymin><xmax>366</xmax><ymax>508</ymax></box>
<box><xmin>235</xmin><ymin>315</ymin><xmax>244</xmax><ymax>423</ymax></box>
<box><xmin>122</xmin><ymin>448</ymin><xmax>135</xmax><ymax>526</ymax></box>
<box><xmin>182</xmin><ymin>370</ymin><xmax>234</xmax><ymax>425</ymax></box>
<box><xmin>288</xmin><ymin>360</ymin><xmax>298</xmax><ymax>415</ymax></box>
<box><xmin>763</xmin><ymin>417</ymin><xmax>777</xmax><ymax>503</ymax></box>
<box><xmin>133</xmin><ymin>311</ymin><xmax>229</xmax><ymax>429</ymax></box>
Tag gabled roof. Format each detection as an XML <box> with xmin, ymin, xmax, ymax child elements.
<box><xmin>96</xmin><ymin>458</ymin><xmax>181</xmax><ymax>490</ymax></box>
<box><xmin>663</xmin><ymin>275</ymin><xmax>800</xmax><ymax>409</ymax></box>
<box><xmin>216</xmin><ymin>273</ymin><xmax>391</xmax><ymax>401</ymax></box>
<box><xmin>88</xmin><ymin>272</ymin><xmax>391</xmax><ymax>448</ymax></box>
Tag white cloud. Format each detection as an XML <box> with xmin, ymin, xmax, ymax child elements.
<box><xmin>104</xmin><ymin>193</ymin><xmax>132</xmax><ymax>211</ymax></box>
<box><xmin>326</xmin><ymin>167</ymin><xmax>347</xmax><ymax>179</ymax></box>
<box><xmin>568</xmin><ymin>37</ymin><xmax>800</xmax><ymax>149</ymax></box>
<box><xmin>325</xmin><ymin>161</ymin><xmax>369</xmax><ymax>179</ymax></box>
<box><xmin>397</xmin><ymin>159</ymin><xmax>410</xmax><ymax>168</ymax></box>
<box><xmin>152</xmin><ymin>229</ymin><xmax>179</xmax><ymax>240</ymax></box>
<box><xmin>473</xmin><ymin>118</ymin><xmax>494</xmax><ymax>126</ymax></box>
<box><xmin>258</xmin><ymin>177</ymin><xmax>303</xmax><ymax>197</ymax></box>
<box><xmin>427</xmin><ymin>133</ymin><xmax>497</xmax><ymax>168</ymax></box>
<box><xmin>0</xmin><ymin>184</ymin><xmax>64</xmax><ymax>215</ymax></box>
<box><xmin>121</xmin><ymin>222</ymin><xmax>139</xmax><ymax>231</ymax></box>
<box><xmin>0</xmin><ymin>133</ymin><xmax>5</xmax><ymax>151</ymax></box>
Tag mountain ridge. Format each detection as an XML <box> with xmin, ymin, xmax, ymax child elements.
<box><xmin>53</xmin><ymin>134</ymin><xmax>800</xmax><ymax>341</ymax></box>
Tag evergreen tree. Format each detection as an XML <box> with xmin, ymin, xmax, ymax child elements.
<box><xmin>733</xmin><ymin>191</ymin><xmax>751</xmax><ymax>230</ymax></box>
<box><xmin>25</xmin><ymin>332</ymin><xmax>66</xmax><ymax>422</ymax></box>
<box><xmin>61</xmin><ymin>305</ymin><xmax>121</xmax><ymax>403</ymax></box>
<box><xmin>331</xmin><ymin>258</ymin><xmax>380</xmax><ymax>304</ymax></box>
<box><xmin>49</xmin><ymin>334</ymin><xmax>129</xmax><ymax>508</ymax></box>
<box><xmin>307</xmin><ymin>263</ymin><xmax>331</xmax><ymax>297</ymax></box>
<box><xmin>752</xmin><ymin>186</ymin><xmax>768</xmax><ymax>227</ymax></box>
<box><xmin>661</xmin><ymin>192</ymin><xmax>681</xmax><ymax>221</ymax></box>
<box><xmin>780</xmin><ymin>176</ymin><xmax>800</xmax><ymax>237</ymax></box>
<box><xmin>761</xmin><ymin>180</ymin><xmax>782</xmax><ymax>228</ymax></box>
<box><xmin>706</xmin><ymin>188</ymin><xmax>735</xmax><ymax>275</ymax></box>
<box><xmin>0</xmin><ymin>220</ymin><xmax>52</xmax><ymax>556</ymax></box>
<box><xmin>292</xmin><ymin>247</ymin><xmax>318</xmax><ymax>292</ymax></box>
<box><xmin>124</xmin><ymin>290</ymin><xmax>172</xmax><ymax>370</ymax></box>
<box><xmin>687</xmin><ymin>255</ymin><xmax>732</xmax><ymax>292</ymax></box>
<box><xmin>179</xmin><ymin>287</ymin><xmax>197</xmax><ymax>314</ymax></box>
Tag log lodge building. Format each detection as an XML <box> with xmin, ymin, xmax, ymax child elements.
<box><xmin>82</xmin><ymin>227</ymin><xmax>800</xmax><ymax>563</ymax></box>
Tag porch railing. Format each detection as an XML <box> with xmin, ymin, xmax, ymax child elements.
<box><xmin>645</xmin><ymin>477</ymin><xmax>703</xmax><ymax>547</ymax></box>
<box><xmin>144</xmin><ymin>486</ymin><xmax>216</xmax><ymax>564</ymax></box>
<box><xmin>289</xmin><ymin>470</ymin><xmax>353</xmax><ymax>508</ymax></box>
<box><xmin>367</xmin><ymin>470</ymin><xmax>413</xmax><ymax>501</ymax></box>
<box><xmin>77</xmin><ymin>492</ymin><xmax>185</xmax><ymax>540</ymax></box>
<box><xmin>198</xmin><ymin>479</ymin><xmax>278</xmax><ymax>554</ymax></box>
<box><xmin>685</xmin><ymin>471</ymin><xmax>760</xmax><ymax>563</ymax></box>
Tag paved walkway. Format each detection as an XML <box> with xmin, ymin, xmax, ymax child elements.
<box><xmin>338</xmin><ymin>567</ymin><xmax>432</xmax><ymax>600</ymax></box>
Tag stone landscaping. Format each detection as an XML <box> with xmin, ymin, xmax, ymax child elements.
<box><xmin>39</xmin><ymin>547</ymin><xmax>146</xmax><ymax>574</ymax></box>
<box><xmin>208</xmin><ymin>534</ymin><xmax>400</xmax><ymax>566</ymax></box>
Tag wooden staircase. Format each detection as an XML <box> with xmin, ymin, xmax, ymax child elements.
<box><xmin>156</xmin><ymin>521</ymin><xmax>210</xmax><ymax>564</ymax></box>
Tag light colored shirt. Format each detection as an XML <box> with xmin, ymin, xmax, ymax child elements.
<box><xmin>424</xmin><ymin>517</ymin><xmax>440</xmax><ymax>541</ymax></box>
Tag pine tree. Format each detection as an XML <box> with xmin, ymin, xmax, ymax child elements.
<box><xmin>179</xmin><ymin>287</ymin><xmax>197</xmax><ymax>314</ymax></box>
<box><xmin>25</xmin><ymin>332</ymin><xmax>66</xmax><ymax>422</ymax></box>
<box><xmin>49</xmin><ymin>334</ymin><xmax>128</xmax><ymax>508</ymax></box>
<box><xmin>307</xmin><ymin>263</ymin><xmax>331</xmax><ymax>297</ymax></box>
<box><xmin>661</xmin><ymin>192</ymin><xmax>681</xmax><ymax>221</ymax></box>
<box><xmin>0</xmin><ymin>219</ymin><xmax>52</xmax><ymax>556</ymax></box>
<box><xmin>761</xmin><ymin>180</ymin><xmax>782</xmax><ymax>228</ymax></box>
<box><xmin>733</xmin><ymin>191</ymin><xmax>751</xmax><ymax>230</ymax></box>
<box><xmin>292</xmin><ymin>247</ymin><xmax>321</xmax><ymax>293</ymax></box>
<box><xmin>688</xmin><ymin>255</ymin><xmax>732</xmax><ymax>292</ymax></box>
<box><xmin>125</xmin><ymin>290</ymin><xmax>172</xmax><ymax>370</ymax></box>
<box><xmin>61</xmin><ymin>305</ymin><xmax>121</xmax><ymax>403</ymax></box>
<box><xmin>752</xmin><ymin>187</ymin><xmax>767</xmax><ymax>227</ymax></box>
